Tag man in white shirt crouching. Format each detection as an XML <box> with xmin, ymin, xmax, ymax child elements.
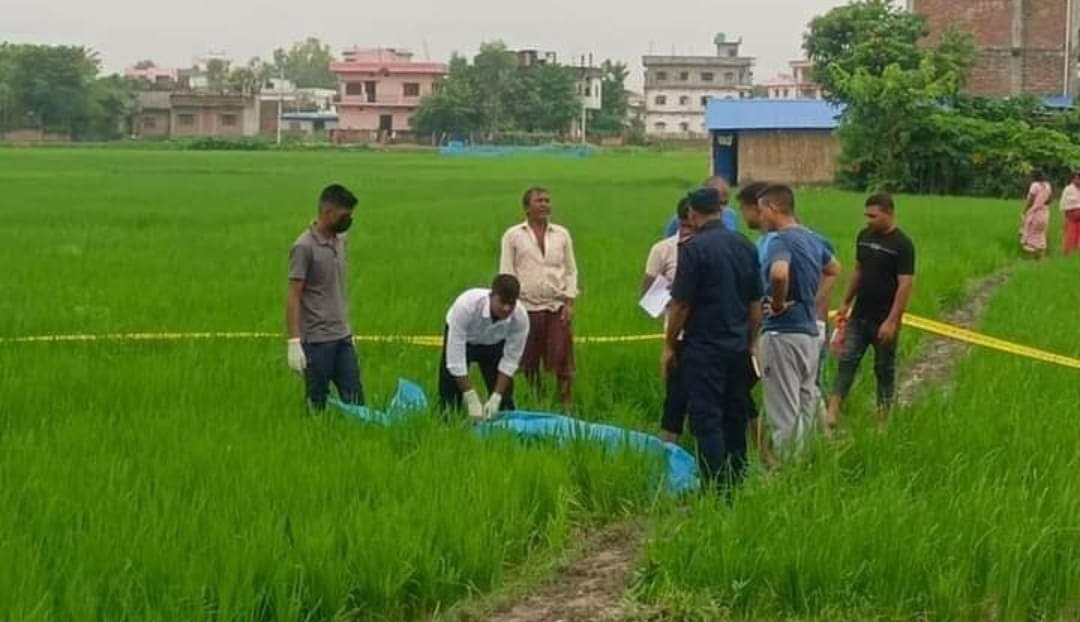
<box><xmin>439</xmin><ymin>274</ymin><xmax>531</xmax><ymax>420</ymax></box>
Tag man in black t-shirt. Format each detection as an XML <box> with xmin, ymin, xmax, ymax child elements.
<box><xmin>827</xmin><ymin>193</ymin><xmax>915</xmax><ymax>429</ymax></box>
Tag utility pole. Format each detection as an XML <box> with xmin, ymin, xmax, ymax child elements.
<box><xmin>276</xmin><ymin>66</ymin><xmax>284</xmax><ymax>146</ymax></box>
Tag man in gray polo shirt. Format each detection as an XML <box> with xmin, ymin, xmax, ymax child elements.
<box><xmin>286</xmin><ymin>184</ymin><xmax>364</xmax><ymax>409</ymax></box>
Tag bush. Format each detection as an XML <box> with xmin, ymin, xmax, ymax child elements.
<box><xmin>183</xmin><ymin>136</ymin><xmax>271</xmax><ymax>151</ymax></box>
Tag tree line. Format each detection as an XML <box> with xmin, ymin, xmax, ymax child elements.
<box><xmin>413</xmin><ymin>41</ymin><xmax>634</xmax><ymax>143</ymax></box>
<box><xmin>807</xmin><ymin>0</ymin><xmax>1080</xmax><ymax>198</ymax></box>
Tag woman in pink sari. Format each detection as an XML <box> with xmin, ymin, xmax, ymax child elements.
<box><xmin>1020</xmin><ymin>170</ymin><xmax>1052</xmax><ymax>259</ymax></box>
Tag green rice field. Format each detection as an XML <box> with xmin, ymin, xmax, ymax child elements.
<box><xmin>1</xmin><ymin>148</ymin><xmax>1077</xmax><ymax>620</ymax></box>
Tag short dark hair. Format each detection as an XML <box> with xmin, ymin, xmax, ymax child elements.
<box><xmin>522</xmin><ymin>186</ymin><xmax>549</xmax><ymax>207</ymax></box>
<box><xmin>676</xmin><ymin>196</ymin><xmax>691</xmax><ymax>221</ymax></box>
<box><xmin>687</xmin><ymin>187</ymin><xmax>722</xmax><ymax>214</ymax></box>
<box><xmin>758</xmin><ymin>184</ymin><xmax>796</xmax><ymax>214</ymax></box>
<box><xmin>1032</xmin><ymin>169</ymin><xmax>1047</xmax><ymax>182</ymax></box>
<box><xmin>736</xmin><ymin>181</ymin><xmax>771</xmax><ymax>207</ymax></box>
<box><xmin>491</xmin><ymin>273</ymin><xmax>521</xmax><ymax>302</ymax></box>
<box><xmin>865</xmin><ymin>192</ymin><xmax>895</xmax><ymax>213</ymax></box>
<box><xmin>319</xmin><ymin>184</ymin><xmax>357</xmax><ymax>210</ymax></box>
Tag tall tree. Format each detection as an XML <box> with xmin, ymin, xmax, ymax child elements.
<box><xmin>3</xmin><ymin>44</ymin><xmax>99</xmax><ymax>133</ymax></box>
<box><xmin>803</xmin><ymin>0</ymin><xmax>927</xmax><ymax>101</ymax></box>
<box><xmin>277</xmin><ymin>37</ymin><xmax>336</xmax><ymax>89</ymax></box>
<box><xmin>591</xmin><ymin>60</ymin><xmax>629</xmax><ymax>135</ymax></box>
<box><xmin>470</xmin><ymin>41</ymin><xmax>517</xmax><ymax>136</ymax></box>
<box><xmin>412</xmin><ymin>54</ymin><xmax>481</xmax><ymax>141</ymax></box>
<box><xmin>205</xmin><ymin>58</ymin><xmax>230</xmax><ymax>92</ymax></box>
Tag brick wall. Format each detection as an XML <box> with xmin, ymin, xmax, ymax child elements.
<box><xmin>913</xmin><ymin>0</ymin><xmax>1072</xmax><ymax>96</ymax></box>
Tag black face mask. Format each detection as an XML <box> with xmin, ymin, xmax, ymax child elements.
<box><xmin>334</xmin><ymin>215</ymin><xmax>353</xmax><ymax>233</ymax></box>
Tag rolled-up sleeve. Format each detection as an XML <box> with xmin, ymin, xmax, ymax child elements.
<box><xmin>498</xmin><ymin>308</ymin><xmax>530</xmax><ymax>377</ymax></box>
<box><xmin>499</xmin><ymin>230</ymin><xmax>516</xmax><ymax>276</ymax></box>
<box><xmin>444</xmin><ymin>301</ymin><xmax>471</xmax><ymax>377</ymax></box>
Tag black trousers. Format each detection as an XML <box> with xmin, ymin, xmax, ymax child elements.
<box><xmin>438</xmin><ymin>327</ymin><xmax>516</xmax><ymax>413</ymax></box>
<box><xmin>303</xmin><ymin>337</ymin><xmax>364</xmax><ymax>409</ymax></box>
<box><xmin>663</xmin><ymin>347</ymin><xmax>759</xmax><ymax>438</ymax></box>
<box><xmin>679</xmin><ymin>344</ymin><xmax>755</xmax><ymax>491</ymax></box>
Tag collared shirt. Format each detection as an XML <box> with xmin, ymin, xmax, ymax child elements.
<box><xmin>499</xmin><ymin>221</ymin><xmax>579</xmax><ymax>312</ymax></box>
<box><xmin>288</xmin><ymin>224</ymin><xmax>351</xmax><ymax>343</ymax></box>
<box><xmin>671</xmin><ymin>220</ymin><xmax>762</xmax><ymax>352</ymax></box>
<box><xmin>444</xmin><ymin>288</ymin><xmax>530</xmax><ymax>377</ymax></box>
<box><xmin>644</xmin><ymin>234</ymin><xmax>680</xmax><ymax>283</ymax></box>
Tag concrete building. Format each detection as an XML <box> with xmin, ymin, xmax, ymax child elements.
<box><xmin>910</xmin><ymin>0</ymin><xmax>1080</xmax><ymax>97</ymax></box>
<box><xmin>136</xmin><ymin>92</ymin><xmax>259</xmax><ymax>139</ymax></box>
<box><xmin>706</xmin><ymin>98</ymin><xmax>842</xmax><ymax>185</ymax></box>
<box><xmin>642</xmin><ymin>34</ymin><xmax>755</xmax><ymax>139</ymax></box>
<box><xmin>330</xmin><ymin>48</ymin><xmax>447</xmax><ymax>142</ymax></box>
<box><xmin>762</xmin><ymin>60</ymin><xmax>823</xmax><ymax>100</ymax></box>
<box><xmin>124</xmin><ymin>66</ymin><xmax>180</xmax><ymax>86</ymax></box>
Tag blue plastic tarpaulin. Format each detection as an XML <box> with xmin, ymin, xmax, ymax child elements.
<box><xmin>331</xmin><ymin>379</ymin><xmax>699</xmax><ymax>495</ymax></box>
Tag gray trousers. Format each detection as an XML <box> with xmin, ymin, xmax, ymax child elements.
<box><xmin>761</xmin><ymin>331</ymin><xmax>821</xmax><ymax>456</ymax></box>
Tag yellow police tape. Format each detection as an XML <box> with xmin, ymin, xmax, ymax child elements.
<box><xmin>1</xmin><ymin>316</ymin><xmax>1078</xmax><ymax>370</ymax></box>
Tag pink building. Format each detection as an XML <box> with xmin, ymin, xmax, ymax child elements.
<box><xmin>763</xmin><ymin>60</ymin><xmax>823</xmax><ymax>100</ymax></box>
<box><xmin>330</xmin><ymin>48</ymin><xmax>447</xmax><ymax>142</ymax></box>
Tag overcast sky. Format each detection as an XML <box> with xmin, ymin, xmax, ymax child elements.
<box><xmin>3</xmin><ymin>0</ymin><xmax>849</xmax><ymax>88</ymax></box>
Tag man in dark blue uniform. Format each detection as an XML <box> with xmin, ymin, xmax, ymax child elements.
<box><xmin>662</xmin><ymin>187</ymin><xmax>763</xmax><ymax>492</ymax></box>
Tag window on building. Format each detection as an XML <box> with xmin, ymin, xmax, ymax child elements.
<box><xmin>728</xmin><ymin>48</ymin><xmax>737</xmax><ymax>57</ymax></box>
<box><xmin>701</xmin><ymin>72</ymin><xmax>714</xmax><ymax>82</ymax></box>
<box><xmin>679</xmin><ymin>71</ymin><xmax>689</xmax><ymax>81</ymax></box>
<box><xmin>679</xmin><ymin>122</ymin><xmax>689</xmax><ymax>132</ymax></box>
<box><xmin>289</xmin><ymin>121</ymin><xmax>301</xmax><ymax>130</ymax></box>
<box><xmin>143</xmin><ymin>117</ymin><xmax>157</xmax><ymax>130</ymax></box>
<box><xmin>725</xmin><ymin>72</ymin><xmax>735</xmax><ymax>85</ymax></box>
<box><xmin>178</xmin><ymin>113</ymin><xmax>195</xmax><ymax>126</ymax></box>
<box><xmin>783</xmin><ymin>88</ymin><xmax>790</xmax><ymax>98</ymax></box>
<box><xmin>585</xmin><ymin>84</ymin><xmax>592</xmax><ymax>97</ymax></box>
<box><xmin>403</xmin><ymin>82</ymin><xmax>421</xmax><ymax>97</ymax></box>
<box><xmin>655</xmin><ymin>71</ymin><xmax>667</xmax><ymax>81</ymax></box>
<box><xmin>700</xmin><ymin>96</ymin><xmax>709</xmax><ymax>107</ymax></box>
<box><xmin>345</xmin><ymin>82</ymin><xmax>365</xmax><ymax>96</ymax></box>
<box><xmin>655</xmin><ymin>121</ymin><xmax>667</xmax><ymax>131</ymax></box>
<box><xmin>679</xmin><ymin>95</ymin><xmax>690</xmax><ymax>105</ymax></box>
<box><xmin>220</xmin><ymin>113</ymin><xmax>238</xmax><ymax>127</ymax></box>
<box><xmin>655</xmin><ymin>95</ymin><xmax>667</xmax><ymax>105</ymax></box>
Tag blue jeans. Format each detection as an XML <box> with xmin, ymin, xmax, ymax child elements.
<box><xmin>303</xmin><ymin>338</ymin><xmax>364</xmax><ymax>409</ymax></box>
<box><xmin>831</xmin><ymin>318</ymin><xmax>897</xmax><ymax>410</ymax></box>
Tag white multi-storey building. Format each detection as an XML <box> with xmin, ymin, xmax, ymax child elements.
<box><xmin>642</xmin><ymin>34</ymin><xmax>754</xmax><ymax>138</ymax></box>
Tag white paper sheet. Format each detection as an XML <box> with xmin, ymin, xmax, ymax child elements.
<box><xmin>639</xmin><ymin>275</ymin><xmax>672</xmax><ymax>318</ymax></box>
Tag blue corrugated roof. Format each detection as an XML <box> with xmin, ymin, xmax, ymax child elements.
<box><xmin>281</xmin><ymin>112</ymin><xmax>338</xmax><ymax>121</ymax></box>
<box><xmin>706</xmin><ymin>98</ymin><xmax>843</xmax><ymax>131</ymax></box>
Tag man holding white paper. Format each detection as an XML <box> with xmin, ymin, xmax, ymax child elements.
<box><xmin>641</xmin><ymin>197</ymin><xmax>694</xmax><ymax>441</ymax></box>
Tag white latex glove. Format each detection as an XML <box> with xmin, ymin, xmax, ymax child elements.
<box><xmin>287</xmin><ymin>338</ymin><xmax>306</xmax><ymax>373</ymax></box>
<box><xmin>463</xmin><ymin>389</ymin><xmax>484</xmax><ymax>420</ymax></box>
<box><xmin>482</xmin><ymin>393</ymin><xmax>503</xmax><ymax>420</ymax></box>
